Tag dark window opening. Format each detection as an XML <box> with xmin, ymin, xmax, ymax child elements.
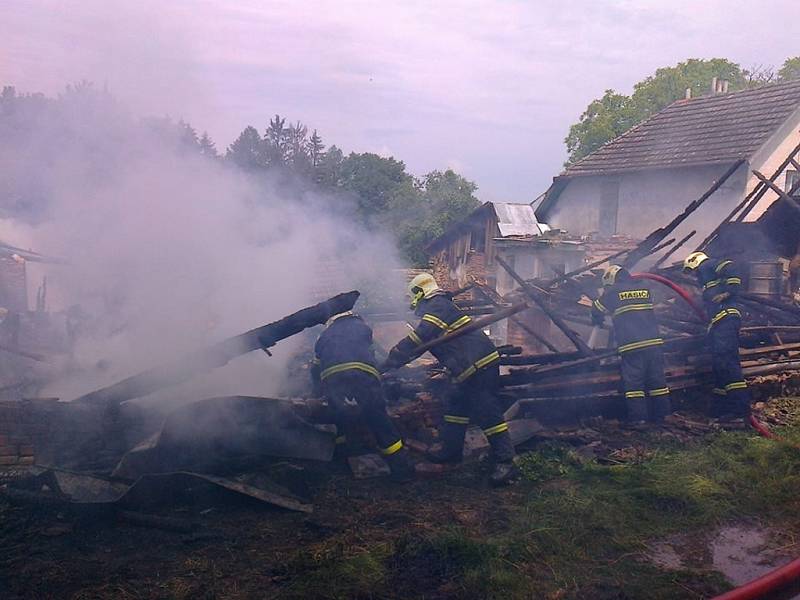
<box><xmin>599</xmin><ymin>181</ymin><xmax>620</xmax><ymax>236</ymax></box>
<box><xmin>470</xmin><ymin>227</ymin><xmax>486</xmax><ymax>252</ymax></box>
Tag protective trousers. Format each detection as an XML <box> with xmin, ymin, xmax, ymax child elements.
<box><xmin>620</xmin><ymin>346</ymin><xmax>671</xmax><ymax>422</ymax></box>
<box><xmin>708</xmin><ymin>317</ymin><xmax>751</xmax><ymax>417</ymax></box>
<box><xmin>439</xmin><ymin>365</ymin><xmax>515</xmax><ymax>463</ymax></box>
<box><xmin>324</xmin><ymin>371</ymin><xmax>407</xmax><ymax>460</ymax></box>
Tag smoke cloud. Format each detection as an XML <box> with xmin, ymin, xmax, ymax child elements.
<box><xmin>0</xmin><ymin>85</ymin><xmax>405</xmax><ymax>405</ymax></box>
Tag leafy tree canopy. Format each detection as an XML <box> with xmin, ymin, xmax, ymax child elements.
<box><xmin>778</xmin><ymin>56</ymin><xmax>800</xmax><ymax>82</ymax></box>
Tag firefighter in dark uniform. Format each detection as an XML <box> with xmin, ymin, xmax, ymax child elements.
<box><xmin>592</xmin><ymin>265</ymin><xmax>671</xmax><ymax>423</ymax></box>
<box><xmin>384</xmin><ymin>273</ymin><xmax>519</xmax><ymax>486</ymax></box>
<box><xmin>311</xmin><ymin>310</ymin><xmax>414</xmax><ymax>481</ymax></box>
<box><xmin>683</xmin><ymin>251</ymin><xmax>751</xmax><ymax>419</ymax></box>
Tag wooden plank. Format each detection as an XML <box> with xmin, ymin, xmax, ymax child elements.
<box><xmin>496</xmin><ymin>255</ymin><xmax>592</xmax><ymax>355</ymax></box>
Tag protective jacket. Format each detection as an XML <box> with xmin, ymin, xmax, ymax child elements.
<box><xmin>389</xmin><ymin>293</ymin><xmax>498</xmax><ymax>383</ymax></box>
<box><xmin>311</xmin><ymin>312</ymin><xmax>380</xmax><ymax>388</ymax></box>
<box><xmin>696</xmin><ymin>258</ymin><xmax>742</xmax><ymax>328</ymax></box>
<box><xmin>591</xmin><ymin>280</ymin><xmax>662</xmax><ymax>354</ymax></box>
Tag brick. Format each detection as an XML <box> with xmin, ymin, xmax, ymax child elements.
<box><xmin>0</xmin><ymin>456</ymin><xmax>19</xmax><ymax>465</ymax></box>
<box><xmin>19</xmin><ymin>445</ymin><xmax>35</xmax><ymax>456</ymax></box>
<box><xmin>0</xmin><ymin>446</ymin><xmax>17</xmax><ymax>456</ymax></box>
<box><xmin>0</xmin><ymin>435</ymin><xmax>7</xmax><ymax>446</ymax></box>
<box><xmin>17</xmin><ymin>456</ymin><xmax>35</xmax><ymax>465</ymax></box>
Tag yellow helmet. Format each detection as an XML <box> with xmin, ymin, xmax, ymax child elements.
<box><xmin>408</xmin><ymin>272</ymin><xmax>441</xmax><ymax>309</ymax></box>
<box><xmin>602</xmin><ymin>265</ymin><xmax>623</xmax><ymax>287</ymax></box>
<box><xmin>683</xmin><ymin>251</ymin><xmax>709</xmax><ymax>272</ymax></box>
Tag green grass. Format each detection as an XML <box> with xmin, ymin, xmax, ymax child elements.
<box><xmin>276</xmin><ymin>399</ymin><xmax>800</xmax><ymax>599</ymax></box>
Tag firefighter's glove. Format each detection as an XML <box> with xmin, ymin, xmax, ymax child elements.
<box><xmin>591</xmin><ymin>311</ymin><xmax>605</xmax><ymax>326</ymax></box>
<box><xmin>711</xmin><ymin>292</ymin><xmax>731</xmax><ymax>304</ymax></box>
<box><xmin>382</xmin><ymin>348</ymin><xmax>405</xmax><ymax>372</ymax></box>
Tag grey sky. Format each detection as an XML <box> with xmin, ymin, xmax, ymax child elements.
<box><xmin>1</xmin><ymin>0</ymin><xmax>798</xmax><ymax>202</ymax></box>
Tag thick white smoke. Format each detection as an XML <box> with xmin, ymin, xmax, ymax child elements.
<box><xmin>0</xmin><ymin>88</ymin><xmax>405</xmax><ymax>404</ymax></box>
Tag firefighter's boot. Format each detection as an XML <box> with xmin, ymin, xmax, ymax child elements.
<box><xmin>386</xmin><ymin>448</ymin><xmax>414</xmax><ymax>483</ymax></box>
<box><xmin>487</xmin><ymin>430</ymin><xmax>518</xmax><ymax>486</ymax></box>
<box><xmin>426</xmin><ymin>422</ymin><xmax>467</xmax><ymax>464</ymax></box>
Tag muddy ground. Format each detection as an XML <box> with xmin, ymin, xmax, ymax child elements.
<box><xmin>2</xmin><ymin>402</ymin><xmax>800</xmax><ymax>600</ymax></box>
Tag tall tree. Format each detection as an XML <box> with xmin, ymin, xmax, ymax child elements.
<box><xmin>398</xmin><ymin>170</ymin><xmax>481</xmax><ymax>265</ymax></box>
<box><xmin>177</xmin><ymin>120</ymin><xmax>200</xmax><ymax>152</ymax></box>
<box><xmin>286</xmin><ymin>121</ymin><xmax>310</xmax><ymax>172</ymax></box>
<box><xmin>779</xmin><ymin>56</ymin><xmax>800</xmax><ymax>82</ymax></box>
<box><xmin>315</xmin><ymin>144</ymin><xmax>343</xmax><ymax>187</ymax></box>
<box><xmin>198</xmin><ymin>131</ymin><xmax>219</xmax><ymax>159</ymax></box>
<box><xmin>226</xmin><ymin>126</ymin><xmax>263</xmax><ymax>171</ymax></box>
<box><xmin>308</xmin><ymin>129</ymin><xmax>325</xmax><ymax>168</ymax></box>
<box><xmin>263</xmin><ymin>114</ymin><xmax>288</xmax><ymax>166</ymax></box>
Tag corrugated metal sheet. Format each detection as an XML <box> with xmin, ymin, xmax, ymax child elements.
<box><xmin>493</xmin><ymin>202</ymin><xmax>548</xmax><ymax>237</ymax></box>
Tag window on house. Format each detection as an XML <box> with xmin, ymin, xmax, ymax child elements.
<box><xmin>787</xmin><ymin>170</ymin><xmax>800</xmax><ymax>195</ymax></box>
<box><xmin>599</xmin><ymin>181</ymin><xmax>620</xmax><ymax>236</ymax></box>
<box><xmin>470</xmin><ymin>226</ymin><xmax>486</xmax><ymax>252</ymax></box>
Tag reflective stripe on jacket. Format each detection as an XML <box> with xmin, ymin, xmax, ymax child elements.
<box><xmin>390</xmin><ymin>294</ymin><xmax>498</xmax><ymax>382</ymax></box>
<box><xmin>592</xmin><ymin>280</ymin><xmax>662</xmax><ymax>353</ymax></box>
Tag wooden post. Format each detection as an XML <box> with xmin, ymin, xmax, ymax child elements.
<box><xmin>73</xmin><ymin>291</ymin><xmax>362</xmax><ymax>407</ymax></box>
<box><xmin>652</xmin><ymin>230</ymin><xmax>696</xmax><ymax>270</ymax></box>
<box><xmin>496</xmin><ymin>255</ymin><xmax>593</xmax><ymax>356</ymax></box>
<box><xmin>473</xmin><ymin>283</ymin><xmax>559</xmax><ymax>353</ymax></box>
<box><xmin>751</xmin><ymin>170</ymin><xmax>800</xmax><ymax>215</ymax></box>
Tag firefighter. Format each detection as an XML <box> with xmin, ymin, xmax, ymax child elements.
<box><xmin>384</xmin><ymin>273</ymin><xmax>519</xmax><ymax>486</ymax></box>
<box><xmin>591</xmin><ymin>265</ymin><xmax>671</xmax><ymax>424</ymax></box>
<box><xmin>311</xmin><ymin>309</ymin><xmax>414</xmax><ymax>482</ymax></box>
<box><xmin>683</xmin><ymin>251</ymin><xmax>751</xmax><ymax>420</ymax></box>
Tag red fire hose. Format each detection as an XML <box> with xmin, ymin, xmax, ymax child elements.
<box><xmin>630</xmin><ymin>272</ymin><xmax>706</xmax><ymax>322</ymax></box>
<box><xmin>711</xmin><ymin>557</ymin><xmax>800</xmax><ymax>600</ymax></box>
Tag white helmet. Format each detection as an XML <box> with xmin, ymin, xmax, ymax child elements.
<box><xmin>683</xmin><ymin>251</ymin><xmax>709</xmax><ymax>272</ymax></box>
<box><xmin>407</xmin><ymin>272</ymin><xmax>441</xmax><ymax>309</ymax></box>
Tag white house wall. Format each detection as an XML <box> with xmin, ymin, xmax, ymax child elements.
<box><xmin>744</xmin><ymin>106</ymin><xmax>800</xmax><ymax>221</ymax></box>
<box><xmin>548</xmin><ymin>163</ymin><xmax>748</xmax><ymax>249</ymax></box>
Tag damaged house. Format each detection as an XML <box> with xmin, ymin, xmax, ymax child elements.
<box><xmin>535</xmin><ymin>79</ymin><xmax>800</xmax><ymax>248</ymax></box>
<box><xmin>427</xmin><ymin>201</ymin><xmax>586</xmax><ymax>352</ymax></box>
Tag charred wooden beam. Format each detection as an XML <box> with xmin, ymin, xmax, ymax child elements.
<box><xmin>73</xmin><ymin>291</ymin><xmax>361</xmax><ymax>407</ymax></box>
<box><xmin>623</xmin><ymin>159</ymin><xmax>746</xmax><ymax>269</ymax></box>
<box><xmin>652</xmin><ymin>230</ymin><xmax>696</xmax><ymax>270</ymax></box>
<box><xmin>751</xmin><ymin>170</ymin><xmax>800</xmax><ymax>215</ymax></box>
<box><xmin>473</xmin><ymin>283</ymin><xmax>559</xmax><ymax>353</ymax></box>
<box><xmin>496</xmin><ymin>256</ymin><xmax>592</xmax><ymax>356</ymax></box>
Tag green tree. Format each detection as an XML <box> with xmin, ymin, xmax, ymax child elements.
<box><xmin>177</xmin><ymin>120</ymin><xmax>200</xmax><ymax>151</ymax></box>
<box><xmin>338</xmin><ymin>152</ymin><xmax>418</xmax><ymax>223</ymax></box>
<box><xmin>564</xmin><ymin>90</ymin><xmax>638</xmax><ymax>167</ymax></box>
<box><xmin>286</xmin><ymin>121</ymin><xmax>311</xmax><ymax>173</ymax></box>
<box><xmin>779</xmin><ymin>56</ymin><xmax>800</xmax><ymax>82</ymax></box>
<box><xmin>198</xmin><ymin>131</ymin><xmax>219</xmax><ymax>159</ymax></box>
<box><xmin>315</xmin><ymin>144</ymin><xmax>343</xmax><ymax>187</ymax></box>
<box><xmin>398</xmin><ymin>170</ymin><xmax>481</xmax><ymax>265</ymax></box>
<box><xmin>565</xmin><ymin>58</ymin><xmax>746</xmax><ymax>165</ymax></box>
<box><xmin>226</xmin><ymin>126</ymin><xmax>263</xmax><ymax>171</ymax></box>
<box><xmin>308</xmin><ymin>129</ymin><xmax>325</xmax><ymax>168</ymax></box>
<box><xmin>263</xmin><ymin>114</ymin><xmax>288</xmax><ymax>166</ymax></box>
